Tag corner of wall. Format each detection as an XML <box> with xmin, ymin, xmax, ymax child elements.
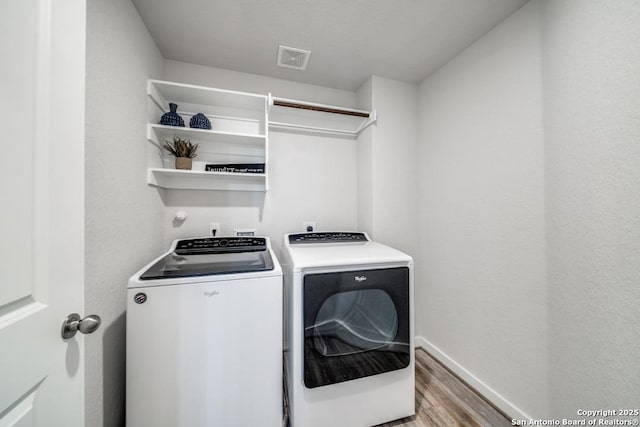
<box><xmin>356</xmin><ymin>77</ymin><xmax>373</xmax><ymax>110</ymax></box>
<box><xmin>85</xmin><ymin>0</ymin><xmax>165</xmax><ymax>425</ymax></box>
<box><xmin>366</xmin><ymin>76</ymin><xmax>420</xmax><ymax>256</ymax></box>
<box><xmin>356</xmin><ymin>77</ymin><xmax>374</xmax><ymax>235</ymax></box>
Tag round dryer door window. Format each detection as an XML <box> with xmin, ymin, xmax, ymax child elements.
<box><xmin>303</xmin><ymin>267</ymin><xmax>410</xmax><ymax>388</ymax></box>
<box><xmin>312</xmin><ymin>289</ymin><xmax>398</xmax><ymax>356</ymax></box>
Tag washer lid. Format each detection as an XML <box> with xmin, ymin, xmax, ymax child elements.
<box><xmin>139</xmin><ymin>237</ymin><xmax>274</xmax><ymax>280</ymax></box>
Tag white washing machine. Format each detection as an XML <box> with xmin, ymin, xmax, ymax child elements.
<box><xmin>127</xmin><ymin>236</ymin><xmax>282</xmax><ymax>427</ymax></box>
<box><xmin>281</xmin><ymin>232</ymin><xmax>414</xmax><ymax>427</ymax></box>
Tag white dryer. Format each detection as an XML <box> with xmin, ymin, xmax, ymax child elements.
<box><xmin>281</xmin><ymin>232</ymin><xmax>414</xmax><ymax>427</ymax></box>
<box><xmin>127</xmin><ymin>237</ymin><xmax>282</xmax><ymax>427</ymax></box>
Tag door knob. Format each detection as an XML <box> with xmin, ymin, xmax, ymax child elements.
<box><xmin>61</xmin><ymin>313</ymin><xmax>101</xmax><ymax>339</ymax></box>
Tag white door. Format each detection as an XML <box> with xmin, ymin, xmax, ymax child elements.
<box><xmin>0</xmin><ymin>0</ymin><xmax>87</xmax><ymax>426</ymax></box>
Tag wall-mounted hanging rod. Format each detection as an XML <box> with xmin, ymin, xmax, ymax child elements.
<box><xmin>270</xmin><ymin>96</ymin><xmax>370</xmax><ymax>118</ymax></box>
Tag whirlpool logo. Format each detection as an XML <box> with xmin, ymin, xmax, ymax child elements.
<box><xmin>354</xmin><ymin>275</ymin><xmax>367</xmax><ymax>283</ymax></box>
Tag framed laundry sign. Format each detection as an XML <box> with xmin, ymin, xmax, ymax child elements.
<box><xmin>205</xmin><ymin>163</ymin><xmax>265</xmax><ymax>174</ymax></box>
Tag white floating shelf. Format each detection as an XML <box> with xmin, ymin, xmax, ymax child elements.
<box><xmin>148</xmin><ymin>124</ymin><xmax>266</xmax><ymax>147</ymax></box>
<box><xmin>148</xmin><ymin>80</ymin><xmax>266</xmax><ymax>112</ymax></box>
<box><xmin>148</xmin><ymin>168</ymin><xmax>267</xmax><ymax>192</ymax></box>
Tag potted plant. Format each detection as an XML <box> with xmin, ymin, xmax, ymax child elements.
<box><xmin>163</xmin><ymin>136</ymin><xmax>199</xmax><ymax>170</ymax></box>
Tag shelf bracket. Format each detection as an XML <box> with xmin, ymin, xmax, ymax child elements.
<box><xmin>267</xmin><ymin>93</ymin><xmax>273</xmax><ymax>114</ymax></box>
<box><xmin>355</xmin><ymin>109</ymin><xmax>377</xmax><ymax>134</ymax></box>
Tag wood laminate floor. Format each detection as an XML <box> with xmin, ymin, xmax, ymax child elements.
<box><xmin>375</xmin><ymin>348</ymin><xmax>512</xmax><ymax>427</ymax></box>
<box><xmin>285</xmin><ymin>348</ymin><xmax>512</xmax><ymax>427</ymax></box>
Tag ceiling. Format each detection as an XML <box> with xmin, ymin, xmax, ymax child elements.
<box><xmin>131</xmin><ymin>0</ymin><xmax>528</xmax><ymax>92</ymax></box>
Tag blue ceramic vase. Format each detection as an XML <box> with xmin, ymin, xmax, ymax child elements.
<box><xmin>189</xmin><ymin>113</ymin><xmax>212</xmax><ymax>130</ymax></box>
<box><xmin>160</xmin><ymin>103</ymin><xmax>185</xmax><ymax>127</ymax></box>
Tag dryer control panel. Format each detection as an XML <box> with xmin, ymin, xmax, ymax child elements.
<box><xmin>288</xmin><ymin>232</ymin><xmax>369</xmax><ymax>244</ymax></box>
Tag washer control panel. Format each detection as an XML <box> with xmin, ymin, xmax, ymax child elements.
<box><xmin>288</xmin><ymin>232</ymin><xmax>369</xmax><ymax>244</ymax></box>
<box><xmin>175</xmin><ymin>237</ymin><xmax>266</xmax><ymax>255</ymax></box>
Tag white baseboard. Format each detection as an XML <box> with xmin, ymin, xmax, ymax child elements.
<box><xmin>414</xmin><ymin>335</ymin><xmax>531</xmax><ymax>421</ymax></box>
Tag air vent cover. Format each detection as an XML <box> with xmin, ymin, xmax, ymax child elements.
<box><xmin>277</xmin><ymin>45</ymin><xmax>311</xmax><ymax>71</ymax></box>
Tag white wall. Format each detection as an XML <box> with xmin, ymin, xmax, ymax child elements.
<box><xmin>161</xmin><ymin>61</ymin><xmax>359</xmax><ymax>255</ymax></box>
<box><xmin>85</xmin><ymin>0</ymin><xmax>165</xmax><ymax>425</ymax></box>
<box><xmin>417</xmin><ymin>1</ymin><xmax>547</xmax><ymax>418</ymax></box>
<box><xmin>541</xmin><ymin>0</ymin><xmax>640</xmax><ymax>418</ymax></box>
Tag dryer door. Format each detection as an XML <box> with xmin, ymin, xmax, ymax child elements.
<box><xmin>303</xmin><ymin>267</ymin><xmax>410</xmax><ymax>388</ymax></box>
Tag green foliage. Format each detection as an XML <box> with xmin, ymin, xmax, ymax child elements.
<box><xmin>163</xmin><ymin>136</ymin><xmax>199</xmax><ymax>158</ymax></box>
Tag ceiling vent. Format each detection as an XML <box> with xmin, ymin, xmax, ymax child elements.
<box><xmin>277</xmin><ymin>45</ymin><xmax>311</xmax><ymax>71</ymax></box>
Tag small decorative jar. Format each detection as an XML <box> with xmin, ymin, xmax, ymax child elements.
<box><xmin>189</xmin><ymin>113</ymin><xmax>212</xmax><ymax>130</ymax></box>
<box><xmin>160</xmin><ymin>103</ymin><xmax>185</xmax><ymax>127</ymax></box>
